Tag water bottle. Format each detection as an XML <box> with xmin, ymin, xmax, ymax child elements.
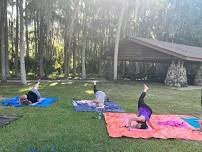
<box><xmin>97</xmin><ymin>112</ymin><xmax>102</xmax><ymax>119</ymax></box>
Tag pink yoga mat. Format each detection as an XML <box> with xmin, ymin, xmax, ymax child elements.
<box><xmin>103</xmin><ymin>112</ymin><xmax>202</xmax><ymax>141</ymax></box>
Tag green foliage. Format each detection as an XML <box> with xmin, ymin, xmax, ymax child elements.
<box><xmin>25</xmin><ymin>57</ymin><xmax>38</xmax><ymax>74</ymax></box>
<box><xmin>186</xmin><ymin>63</ymin><xmax>200</xmax><ymax>85</ymax></box>
<box><xmin>3</xmin><ymin>0</ymin><xmax>202</xmax><ymax>80</ymax></box>
<box><xmin>43</xmin><ymin>57</ymin><xmax>56</xmax><ymax>77</ymax></box>
<box><xmin>53</xmin><ymin>43</ymin><xmax>64</xmax><ymax>74</ymax></box>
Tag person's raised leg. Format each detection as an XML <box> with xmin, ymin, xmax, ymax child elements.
<box><xmin>33</xmin><ymin>79</ymin><xmax>40</xmax><ymax>90</ymax></box>
<box><xmin>143</xmin><ymin>84</ymin><xmax>149</xmax><ymax>93</ymax></box>
<box><xmin>138</xmin><ymin>84</ymin><xmax>149</xmax><ymax>108</ymax></box>
<box><xmin>93</xmin><ymin>81</ymin><xmax>98</xmax><ymax>94</ymax></box>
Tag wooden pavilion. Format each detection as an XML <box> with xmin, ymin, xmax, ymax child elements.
<box><xmin>105</xmin><ymin>36</ymin><xmax>202</xmax><ymax>87</ymax></box>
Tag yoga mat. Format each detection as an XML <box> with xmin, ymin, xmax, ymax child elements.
<box><xmin>0</xmin><ymin>115</ymin><xmax>20</xmax><ymax>127</ymax></box>
<box><xmin>104</xmin><ymin>112</ymin><xmax>202</xmax><ymax>141</ymax></box>
<box><xmin>1</xmin><ymin>97</ymin><xmax>58</xmax><ymax>108</ymax></box>
<box><xmin>72</xmin><ymin>100</ymin><xmax>125</xmax><ymax>112</ymax></box>
<box><xmin>181</xmin><ymin>117</ymin><xmax>202</xmax><ymax>129</ymax></box>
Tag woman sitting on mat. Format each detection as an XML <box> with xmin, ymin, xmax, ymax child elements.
<box><xmin>92</xmin><ymin>81</ymin><xmax>106</xmax><ymax>108</ymax></box>
<box><xmin>128</xmin><ymin>84</ymin><xmax>152</xmax><ymax>129</ymax></box>
<box><xmin>19</xmin><ymin>80</ymin><xmax>41</xmax><ymax>105</ymax></box>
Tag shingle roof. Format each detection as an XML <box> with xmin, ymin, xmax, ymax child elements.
<box><xmin>128</xmin><ymin>37</ymin><xmax>202</xmax><ymax>61</ymax></box>
<box><xmin>106</xmin><ymin>36</ymin><xmax>202</xmax><ymax>62</ymax></box>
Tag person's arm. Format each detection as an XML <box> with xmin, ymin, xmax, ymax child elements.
<box><xmin>20</xmin><ymin>100</ymin><xmax>32</xmax><ymax>105</ymax></box>
<box><xmin>27</xmin><ymin>100</ymin><xmax>32</xmax><ymax>104</ymax></box>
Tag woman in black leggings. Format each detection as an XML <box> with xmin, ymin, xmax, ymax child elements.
<box><xmin>128</xmin><ymin>84</ymin><xmax>152</xmax><ymax>129</ymax></box>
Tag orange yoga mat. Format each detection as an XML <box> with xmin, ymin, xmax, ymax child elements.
<box><xmin>103</xmin><ymin>112</ymin><xmax>202</xmax><ymax>141</ymax></box>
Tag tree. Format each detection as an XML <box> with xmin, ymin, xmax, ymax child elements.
<box><xmin>0</xmin><ymin>0</ymin><xmax>202</xmax><ymax>82</ymax></box>
<box><xmin>4</xmin><ymin>0</ymin><xmax>9</xmax><ymax>77</ymax></box>
<box><xmin>25</xmin><ymin>0</ymin><xmax>30</xmax><ymax>58</ymax></box>
<box><xmin>113</xmin><ymin>0</ymin><xmax>127</xmax><ymax>81</ymax></box>
<box><xmin>15</xmin><ymin>0</ymin><xmax>19</xmax><ymax>77</ymax></box>
<box><xmin>19</xmin><ymin>0</ymin><xmax>27</xmax><ymax>85</ymax></box>
<box><xmin>64</xmin><ymin>0</ymin><xmax>79</xmax><ymax>77</ymax></box>
<box><xmin>0</xmin><ymin>0</ymin><xmax>7</xmax><ymax>82</ymax></box>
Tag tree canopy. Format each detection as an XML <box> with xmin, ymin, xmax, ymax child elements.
<box><xmin>0</xmin><ymin>0</ymin><xmax>202</xmax><ymax>83</ymax></box>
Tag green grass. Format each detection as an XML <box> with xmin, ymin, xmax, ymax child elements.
<box><xmin>0</xmin><ymin>81</ymin><xmax>202</xmax><ymax>152</ymax></box>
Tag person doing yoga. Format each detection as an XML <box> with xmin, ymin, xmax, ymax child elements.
<box><xmin>92</xmin><ymin>81</ymin><xmax>106</xmax><ymax>108</ymax></box>
<box><xmin>19</xmin><ymin>80</ymin><xmax>41</xmax><ymax>105</ymax></box>
<box><xmin>128</xmin><ymin>84</ymin><xmax>152</xmax><ymax>129</ymax></box>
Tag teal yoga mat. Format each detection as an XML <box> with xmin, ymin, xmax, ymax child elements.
<box><xmin>181</xmin><ymin>117</ymin><xmax>202</xmax><ymax>129</ymax></box>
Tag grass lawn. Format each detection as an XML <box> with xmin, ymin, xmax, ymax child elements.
<box><xmin>0</xmin><ymin>81</ymin><xmax>202</xmax><ymax>152</ymax></box>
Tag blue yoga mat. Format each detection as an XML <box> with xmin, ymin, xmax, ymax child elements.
<box><xmin>72</xmin><ymin>100</ymin><xmax>125</xmax><ymax>112</ymax></box>
<box><xmin>1</xmin><ymin>96</ymin><xmax>58</xmax><ymax>108</ymax></box>
<box><xmin>181</xmin><ymin>117</ymin><xmax>202</xmax><ymax>129</ymax></box>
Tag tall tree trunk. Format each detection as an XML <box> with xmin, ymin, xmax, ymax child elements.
<box><xmin>25</xmin><ymin>0</ymin><xmax>29</xmax><ymax>59</ymax></box>
<box><xmin>34</xmin><ymin>13</ymin><xmax>38</xmax><ymax>57</ymax></box>
<box><xmin>64</xmin><ymin>0</ymin><xmax>79</xmax><ymax>77</ymax></box>
<box><xmin>113</xmin><ymin>2</ymin><xmax>127</xmax><ymax>81</ymax></box>
<box><xmin>19</xmin><ymin>0</ymin><xmax>27</xmax><ymax>85</ymax></box>
<box><xmin>99</xmin><ymin>40</ymin><xmax>105</xmax><ymax>77</ymax></box>
<box><xmin>38</xmin><ymin>16</ymin><xmax>45</xmax><ymax>78</ymax></box>
<box><xmin>81</xmin><ymin>9</ymin><xmax>87</xmax><ymax>79</ymax></box>
<box><xmin>99</xmin><ymin>12</ymin><xmax>105</xmax><ymax>77</ymax></box>
<box><xmin>15</xmin><ymin>0</ymin><xmax>19</xmax><ymax>77</ymax></box>
<box><xmin>11</xmin><ymin>1</ymin><xmax>14</xmax><ymax>70</ymax></box>
<box><xmin>134</xmin><ymin>0</ymin><xmax>140</xmax><ymax>36</ymax></box>
<box><xmin>81</xmin><ymin>38</ymin><xmax>87</xmax><ymax>79</ymax></box>
<box><xmin>4</xmin><ymin>0</ymin><xmax>9</xmax><ymax>77</ymax></box>
<box><xmin>73</xmin><ymin>36</ymin><xmax>76</xmax><ymax>77</ymax></box>
<box><xmin>64</xmin><ymin>28</ymin><xmax>68</xmax><ymax>76</ymax></box>
<box><xmin>93</xmin><ymin>41</ymin><xmax>97</xmax><ymax>72</ymax></box>
<box><xmin>0</xmin><ymin>0</ymin><xmax>6</xmax><ymax>81</ymax></box>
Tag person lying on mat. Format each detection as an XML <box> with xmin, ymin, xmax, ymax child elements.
<box><xmin>92</xmin><ymin>81</ymin><xmax>106</xmax><ymax>108</ymax></box>
<box><xmin>127</xmin><ymin>84</ymin><xmax>152</xmax><ymax>129</ymax></box>
<box><xmin>19</xmin><ymin>80</ymin><xmax>41</xmax><ymax>105</ymax></box>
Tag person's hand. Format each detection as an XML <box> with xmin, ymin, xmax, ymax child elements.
<box><xmin>20</xmin><ymin>100</ymin><xmax>32</xmax><ymax>105</ymax></box>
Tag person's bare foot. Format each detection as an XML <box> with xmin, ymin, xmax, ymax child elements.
<box><xmin>143</xmin><ymin>84</ymin><xmax>149</xmax><ymax>92</ymax></box>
